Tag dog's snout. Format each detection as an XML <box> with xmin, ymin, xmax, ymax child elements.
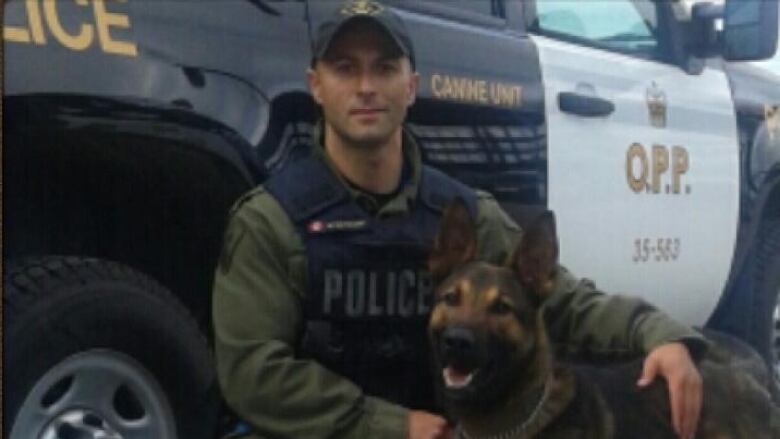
<box><xmin>443</xmin><ymin>326</ymin><xmax>476</xmax><ymax>355</ymax></box>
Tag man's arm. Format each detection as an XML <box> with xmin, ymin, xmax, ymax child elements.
<box><xmin>541</xmin><ymin>271</ymin><xmax>708</xmax><ymax>359</ymax></box>
<box><xmin>212</xmin><ymin>190</ymin><xmax>408</xmax><ymax>439</ymax></box>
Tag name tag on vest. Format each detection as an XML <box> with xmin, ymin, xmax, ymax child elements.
<box><xmin>307</xmin><ymin>219</ymin><xmax>368</xmax><ymax>234</ymax></box>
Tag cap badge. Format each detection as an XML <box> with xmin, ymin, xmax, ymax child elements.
<box><xmin>341</xmin><ymin>0</ymin><xmax>383</xmax><ymax>16</ymax></box>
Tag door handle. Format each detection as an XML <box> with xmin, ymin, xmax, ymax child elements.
<box><xmin>558</xmin><ymin>92</ymin><xmax>615</xmax><ymax>117</ymax></box>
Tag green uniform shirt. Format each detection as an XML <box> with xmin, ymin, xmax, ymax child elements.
<box><xmin>212</xmin><ymin>127</ymin><xmax>706</xmax><ymax>439</ymax></box>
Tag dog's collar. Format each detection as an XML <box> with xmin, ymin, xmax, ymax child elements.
<box><xmin>455</xmin><ymin>370</ymin><xmax>575</xmax><ymax>439</ymax></box>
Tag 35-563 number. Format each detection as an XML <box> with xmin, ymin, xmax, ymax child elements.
<box><xmin>632</xmin><ymin>238</ymin><xmax>681</xmax><ymax>263</ymax></box>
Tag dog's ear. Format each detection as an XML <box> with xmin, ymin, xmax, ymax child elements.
<box><xmin>511</xmin><ymin>210</ymin><xmax>559</xmax><ymax>301</ymax></box>
<box><xmin>429</xmin><ymin>198</ymin><xmax>477</xmax><ymax>281</ymax></box>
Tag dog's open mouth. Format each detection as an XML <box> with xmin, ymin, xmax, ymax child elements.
<box><xmin>443</xmin><ymin>365</ymin><xmax>478</xmax><ymax>389</ymax></box>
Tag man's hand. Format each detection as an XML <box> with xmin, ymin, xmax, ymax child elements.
<box><xmin>637</xmin><ymin>342</ymin><xmax>702</xmax><ymax>439</ymax></box>
<box><xmin>407</xmin><ymin>410</ymin><xmax>452</xmax><ymax>439</ymax></box>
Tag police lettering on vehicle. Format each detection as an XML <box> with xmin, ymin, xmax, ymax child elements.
<box><xmin>4</xmin><ymin>0</ymin><xmax>137</xmax><ymax>57</ymax></box>
<box><xmin>626</xmin><ymin>143</ymin><xmax>690</xmax><ymax>195</ymax></box>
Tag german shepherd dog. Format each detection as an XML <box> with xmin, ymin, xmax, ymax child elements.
<box><xmin>427</xmin><ymin>200</ymin><xmax>780</xmax><ymax>439</ymax></box>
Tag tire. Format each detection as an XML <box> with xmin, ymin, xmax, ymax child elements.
<box><xmin>750</xmin><ymin>220</ymin><xmax>780</xmax><ymax>398</ymax></box>
<box><xmin>3</xmin><ymin>256</ymin><xmax>219</xmax><ymax>439</ymax></box>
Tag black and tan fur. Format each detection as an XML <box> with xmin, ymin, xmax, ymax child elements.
<box><xmin>427</xmin><ymin>199</ymin><xmax>780</xmax><ymax>439</ymax></box>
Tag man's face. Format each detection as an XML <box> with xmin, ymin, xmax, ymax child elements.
<box><xmin>308</xmin><ymin>20</ymin><xmax>419</xmax><ymax>149</ymax></box>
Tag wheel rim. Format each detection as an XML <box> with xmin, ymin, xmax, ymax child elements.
<box><xmin>10</xmin><ymin>350</ymin><xmax>176</xmax><ymax>439</ymax></box>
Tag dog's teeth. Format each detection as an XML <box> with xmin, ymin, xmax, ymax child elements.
<box><xmin>443</xmin><ymin>367</ymin><xmax>474</xmax><ymax>389</ymax></box>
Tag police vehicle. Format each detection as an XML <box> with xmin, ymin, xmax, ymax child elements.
<box><xmin>4</xmin><ymin>0</ymin><xmax>780</xmax><ymax>438</ymax></box>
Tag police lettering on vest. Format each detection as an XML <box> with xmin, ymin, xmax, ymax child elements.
<box><xmin>323</xmin><ymin>269</ymin><xmax>433</xmax><ymax>318</ymax></box>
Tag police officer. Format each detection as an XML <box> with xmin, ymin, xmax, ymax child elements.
<box><xmin>213</xmin><ymin>2</ymin><xmax>706</xmax><ymax>439</ymax></box>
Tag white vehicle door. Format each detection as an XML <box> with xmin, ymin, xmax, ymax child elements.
<box><xmin>527</xmin><ymin>0</ymin><xmax>739</xmax><ymax>325</ymax></box>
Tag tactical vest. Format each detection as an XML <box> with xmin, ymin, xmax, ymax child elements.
<box><xmin>265</xmin><ymin>149</ymin><xmax>477</xmax><ymax>410</ymax></box>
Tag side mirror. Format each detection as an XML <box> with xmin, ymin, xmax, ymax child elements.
<box><xmin>722</xmin><ymin>0</ymin><xmax>778</xmax><ymax>61</ymax></box>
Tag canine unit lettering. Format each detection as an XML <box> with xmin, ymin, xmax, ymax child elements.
<box><xmin>428</xmin><ymin>200</ymin><xmax>780</xmax><ymax>439</ymax></box>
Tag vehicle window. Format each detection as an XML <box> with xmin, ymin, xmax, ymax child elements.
<box><xmin>392</xmin><ymin>0</ymin><xmax>505</xmax><ymax>19</ymax></box>
<box><xmin>532</xmin><ymin>0</ymin><xmax>659</xmax><ymax>59</ymax></box>
<box><xmin>444</xmin><ymin>0</ymin><xmax>502</xmax><ymax>17</ymax></box>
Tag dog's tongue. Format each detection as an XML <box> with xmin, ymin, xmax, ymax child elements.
<box><xmin>443</xmin><ymin>366</ymin><xmax>474</xmax><ymax>389</ymax></box>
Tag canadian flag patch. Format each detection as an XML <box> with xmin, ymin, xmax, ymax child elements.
<box><xmin>307</xmin><ymin>220</ymin><xmax>325</xmax><ymax>233</ymax></box>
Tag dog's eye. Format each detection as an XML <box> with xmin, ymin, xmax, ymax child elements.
<box><xmin>489</xmin><ymin>300</ymin><xmax>513</xmax><ymax>315</ymax></box>
<box><xmin>441</xmin><ymin>291</ymin><xmax>460</xmax><ymax>306</ymax></box>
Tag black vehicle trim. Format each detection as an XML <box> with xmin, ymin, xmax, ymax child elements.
<box><xmin>4</xmin><ymin>93</ymin><xmax>263</xmax><ymax>186</ymax></box>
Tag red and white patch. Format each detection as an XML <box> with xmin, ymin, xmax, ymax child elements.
<box><xmin>307</xmin><ymin>220</ymin><xmax>325</xmax><ymax>233</ymax></box>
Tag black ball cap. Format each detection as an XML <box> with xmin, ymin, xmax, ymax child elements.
<box><xmin>312</xmin><ymin>0</ymin><xmax>416</xmax><ymax>69</ymax></box>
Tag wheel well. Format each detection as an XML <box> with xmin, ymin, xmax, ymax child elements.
<box><xmin>707</xmin><ymin>172</ymin><xmax>780</xmax><ymax>344</ymax></box>
<box><xmin>5</xmin><ymin>126</ymin><xmax>251</xmax><ymax>330</ymax></box>
<box><xmin>762</xmin><ymin>181</ymin><xmax>780</xmax><ymax>220</ymax></box>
